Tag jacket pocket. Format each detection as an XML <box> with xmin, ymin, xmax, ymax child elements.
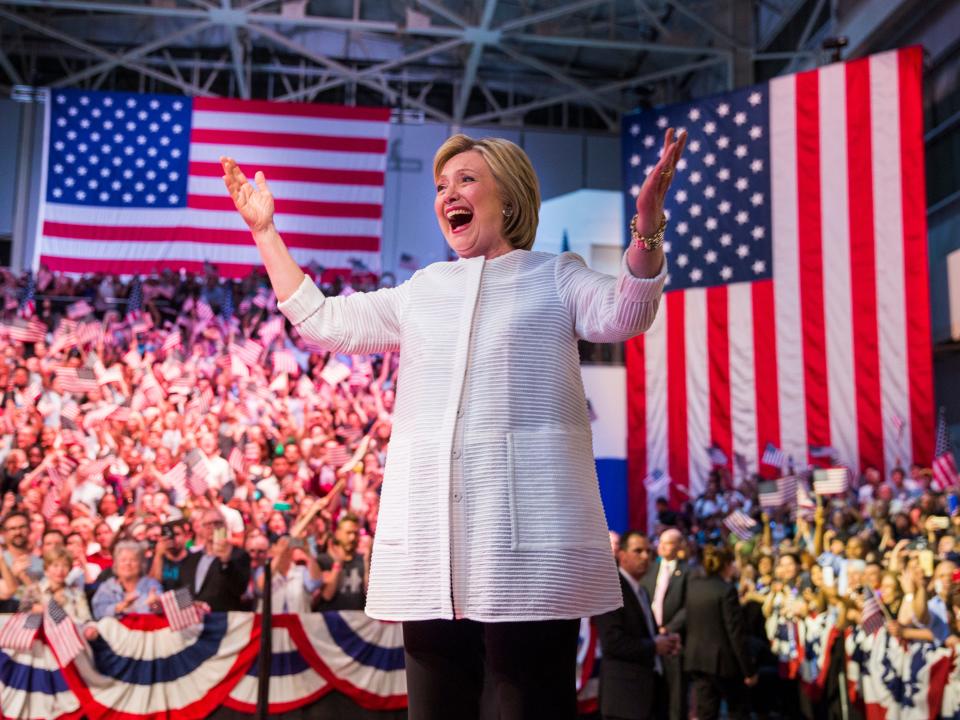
<box><xmin>506</xmin><ymin>429</ymin><xmax>610</xmax><ymax>551</ymax></box>
<box><xmin>373</xmin><ymin>439</ymin><xmax>409</xmax><ymax>550</ymax></box>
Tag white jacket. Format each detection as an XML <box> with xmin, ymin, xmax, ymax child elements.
<box><xmin>278</xmin><ymin>249</ymin><xmax>666</xmax><ymax>622</ymax></box>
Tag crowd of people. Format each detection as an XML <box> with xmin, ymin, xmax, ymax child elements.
<box><xmin>600</xmin><ymin>465</ymin><xmax>960</xmax><ymax>720</ymax></box>
<box><xmin>2</xmin><ymin>265</ymin><xmax>960</xmax><ymax>719</ymax></box>
<box><xmin>0</xmin><ymin>264</ymin><xmax>388</xmax><ymax>620</ymax></box>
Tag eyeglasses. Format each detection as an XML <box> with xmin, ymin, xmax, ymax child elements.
<box><xmin>4</xmin><ymin>524</ymin><xmax>28</xmax><ymax>532</ymax></box>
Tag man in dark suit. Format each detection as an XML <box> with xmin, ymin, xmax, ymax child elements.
<box><xmin>594</xmin><ymin>531</ymin><xmax>680</xmax><ymax>720</ymax></box>
<box><xmin>642</xmin><ymin>528</ymin><xmax>689</xmax><ymax>720</ymax></box>
<box><xmin>683</xmin><ymin>545</ymin><xmax>757</xmax><ymax>720</ymax></box>
<box><xmin>178</xmin><ymin>508</ymin><xmax>250</xmax><ymax>611</ymax></box>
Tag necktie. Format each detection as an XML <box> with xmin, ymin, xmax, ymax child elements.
<box><xmin>637</xmin><ymin>586</ymin><xmax>664</xmax><ymax>675</ymax></box>
<box><xmin>651</xmin><ymin>560</ymin><xmax>670</xmax><ymax>627</ymax></box>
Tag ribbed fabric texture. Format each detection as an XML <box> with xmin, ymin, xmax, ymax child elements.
<box><xmin>278</xmin><ymin>249</ymin><xmax>666</xmax><ymax>622</ymax></box>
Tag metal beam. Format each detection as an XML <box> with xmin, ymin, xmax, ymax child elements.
<box><xmin>475</xmin><ymin>77</ymin><xmax>502</xmax><ymax>115</ymax></box>
<box><xmin>661</xmin><ymin>0</ymin><xmax>746</xmax><ymax>50</ymax></box>
<box><xmin>503</xmin><ymin>32</ymin><xmax>729</xmax><ymax>56</ymax></box>
<box><xmin>274</xmin><ymin>36</ymin><xmax>464</xmax><ymax>102</ymax></box>
<box><xmin>497</xmin><ymin>0</ymin><xmax>609</xmax><ymax>33</ymax></box>
<box><xmin>0</xmin><ymin>44</ymin><xmax>22</xmax><ymax>84</ymax></box>
<box><xmin>247</xmin><ymin>21</ymin><xmax>453</xmax><ymax>122</ymax></box>
<box><xmin>785</xmin><ymin>0</ymin><xmax>827</xmax><ymax>73</ymax></box>
<box><xmin>0</xmin><ymin>6</ymin><xmax>214</xmax><ymax>96</ymax></box>
<box><xmin>415</xmin><ymin>0</ymin><xmax>468</xmax><ymax>28</ymax></box>
<box><xmin>495</xmin><ymin>42</ymin><xmax>618</xmax><ymax>127</ymax></box>
<box><xmin>50</xmin><ymin>19</ymin><xmax>214</xmax><ymax>88</ymax></box>
<box><xmin>632</xmin><ymin>0</ymin><xmax>671</xmax><ymax>38</ymax></box>
<box><xmin>0</xmin><ymin>0</ymin><xmax>210</xmax><ymax>21</ymax></box>
<box><xmin>465</xmin><ymin>56</ymin><xmax>724</xmax><ymax>125</ymax></box>
<box><xmin>223</xmin><ymin>0</ymin><xmax>249</xmax><ymax>100</ymax></box>
<box><xmin>454</xmin><ymin>0</ymin><xmax>497</xmax><ymax>124</ymax></box>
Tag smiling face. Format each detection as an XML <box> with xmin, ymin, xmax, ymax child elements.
<box><xmin>434</xmin><ymin>150</ymin><xmax>512</xmax><ymax>260</ymax></box>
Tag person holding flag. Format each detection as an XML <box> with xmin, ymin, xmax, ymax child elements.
<box><xmin>221</xmin><ymin>124</ymin><xmax>686</xmax><ymax>720</ymax></box>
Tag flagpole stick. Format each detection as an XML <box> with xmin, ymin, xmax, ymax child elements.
<box><xmin>256</xmin><ymin>560</ymin><xmax>272</xmax><ymax>720</ymax></box>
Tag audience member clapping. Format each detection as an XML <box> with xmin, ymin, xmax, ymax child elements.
<box><xmin>91</xmin><ymin>540</ymin><xmax>163</xmax><ymax>619</ymax></box>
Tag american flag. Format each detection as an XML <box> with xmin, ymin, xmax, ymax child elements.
<box><xmin>44</xmin><ymin>600</ymin><xmax>85</xmax><ymax>665</ymax></box>
<box><xmin>140</xmin><ymin>368</ymin><xmax>165</xmax><ymax>404</ymax></box>
<box><xmin>0</xmin><ymin>612</ymin><xmax>42</xmax><ymax>651</ymax></box>
<box><xmin>758</xmin><ymin>475</ymin><xmax>798</xmax><ymax>509</ymax></box>
<box><xmin>160</xmin><ymin>330</ymin><xmax>182</xmax><ymax>355</ymax></box>
<box><xmin>195</xmin><ymin>298</ymin><xmax>215</xmax><ymax>323</ymax></box>
<box><xmin>809</xmin><ymin>445</ymin><xmax>838</xmax><ymax>461</ymax></box>
<box><xmin>625</xmin><ymin>48</ymin><xmax>933</xmax><ymax>528</ymax></box>
<box><xmin>324</xmin><ymin>444</ymin><xmax>351</xmax><ymax>468</ymax></box>
<box><xmin>162</xmin><ymin>462</ymin><xmax>188</xmax><ymax>495</ymax></box>
<box><xmin>761</xmin><ymin>442</ymin><xmax>786</xmax><ymax>470</ymax></box>
<box><xmin>18</xmin><ymin>273</ymin><xmax>37</xmax><ymax>317</ymax></box>
<box><xmin>80</xmin><ymin>455</ymin><xmax>113</xmax><ymax>481</ymax></box>
<box><xmin>244</xmin><ymin>442</ymin><xmax>262</xmax><ymax>463</ymax></box>
<box><xmin>813</xmin><ymin>467</ymin><xmax>849</xmax><ymax>496</ymax></box>
<box><xmin>4</xmin><ymin>317</ymin><xmax>47</xmax><ymax>344</ymax></box>
<box><xmin>796</xmin><ymin>481</ymin><xmax>816</xmax><ymax>519</ymax></box>
<box><xmin>76</xmin><ymin>321</ymin><xmax>103</xmax><ymax>347</ymax></box>
<box><xmin>272</xmin><ymin>349</ymin><xmax>299</xmax><ymax>375</ymax></box>
<box><xmin>55</xmin><ymin>366</ymin><xmax>99</xmax><ymax>394</ymax></box>
<box><xmin>66</xmin><ymin>299</ymin><xmax>94</xmax><ymax>319</ymax></box>
<box><xmin>258</xmin><ymin>315</ymin><xmax>285</xmax><ymax>346</ymax></box>
<box><xmin>723</xmin><ymin>510</ymin><xmax>759</xmax><ymax>541</ymax></box>
<box><xmin>160</xmin><ymin>587</ymin><xmax>202</xmax><ymax>631</ymax></box>
<box><xmin>860</xmin><ymin>591</ymin><xmax>886</xmax><ymax>636</ymax></box>
<box><xmin>932</xmin><ymin>407</ymin><xmax>958</xmax><ymax>491</ymax></box>
<box><xmin>184</xmin><ymin>448</ymin><xmax>210</xmax><ymax>496</ymax></box>
<box><xmin>229</xmin><ymin>338</ymin><xmax>263</xmax><ymax>367</ymax></box>
<box><xmin>252</xmin><ymin>286</ymin><xmax>272</xmax><ymax>309</ymax></box>
<box><xmin>37</xmin><ymin>88</ymin><xmax>389</xmax><ymax>278</ymax></box>
<box><xmin>41</xmin><ymin>481</ymin><xmax>61</xmax><ymax>520</ymax></box>
<box><xmin>228</xmin><ymin>445</ymin><xmax>245</xmax><ymax>474</ymax></box>
<box><xmin>320</xmin><ymin>358</ymin><xmax>352</xmax><ymax>386</ymax></box>
<box><xmin>706</xmin><ymin>445</ymin><xmax>728</xmax><ymax>467</ymax></box>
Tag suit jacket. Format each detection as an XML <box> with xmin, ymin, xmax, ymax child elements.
<box><xmin>178</xmin><ymin>547</ymin><xmax>251</xmax><ymax>612</ymax></box>
<box><xmin>279</xmin><ymin>250</ymin><xmax>666</xmax><ymax>622</ymax></box>
<box><xmin>683</xmin><ymin>575</ymin><xmax>755</xmax><ymax>679</ymax></box>
<box><xmin>593</xmin><ymin>573</ymin><xmax>660</xmax><ymax>720</ymax></box>
<box><xmin>642</xmin><ymin>558</ymin><xmax>688</xmax><ymax>634</ymax></box>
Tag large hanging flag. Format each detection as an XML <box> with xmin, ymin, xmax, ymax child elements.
<box><xmin>35</xmin><ymin>88</ymin><xmax>390</xmax><ymax>278</ymax></box>
<box><xmin>624</xmin><ymin>46</ymin><xmax>933</xmax><ymax>525</ymax></box>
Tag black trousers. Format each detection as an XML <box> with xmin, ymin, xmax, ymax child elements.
<box><xmin>402</xmin><ymin>618</ymin><xmax>580</xmax><ymax>720</ymax></box>
<box><xmin>690</xmin><ymin>672</ymin><xmax>750</xmax><ymax>720</ymax></box>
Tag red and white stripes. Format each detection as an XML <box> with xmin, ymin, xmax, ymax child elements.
<box><xmin>627</xmin><ymin>47</ymin><xmax>934</xmax><ymax>529</ymax></box>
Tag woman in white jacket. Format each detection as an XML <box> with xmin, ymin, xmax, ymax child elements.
<box><xmin>221</xmin><ymin>127</ymin><xmax>686</xmax><ymax>720</ymax></box>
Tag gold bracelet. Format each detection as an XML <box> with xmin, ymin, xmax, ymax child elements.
<box><xmin>630</xmin><ymin>213</ymin><xmax>667</xmax><ymax>251</ymax></box>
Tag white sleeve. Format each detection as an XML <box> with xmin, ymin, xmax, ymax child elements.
<box><xmin>277</xmin><ymin>275</ymin><xmax>412</xmax><ymax>355</ymax></box>
<box><xmin>554</xmin><ymin>250</ymin><xmax>667</xmax><ymax>343</ymax></box>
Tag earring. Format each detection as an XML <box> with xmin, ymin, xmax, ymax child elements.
<box><xmin>502</xmin><ymin>206</ymin><xmax>514</xmax><ymax>218</ymax></box>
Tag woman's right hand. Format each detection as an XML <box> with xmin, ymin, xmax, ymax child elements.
<box><xmin>221</xmin><ymin>156</ymin><xmax>275</xmax><ymax>234</ymax></box>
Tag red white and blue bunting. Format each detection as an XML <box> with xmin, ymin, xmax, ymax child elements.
<box><xmin>0</xmin><ymin>611</ymin><xmax>407</xmax><ymax>719</ymax></box>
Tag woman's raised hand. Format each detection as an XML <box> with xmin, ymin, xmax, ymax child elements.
<box><xmin>634</xmin><ymin>127</ymin><xmax>687</xmax><ymax>236</ymax></box>
<box><xmin>221</xmin><ymin>156</ymin><xmax>275</xmax><ymax>234</ymax></box>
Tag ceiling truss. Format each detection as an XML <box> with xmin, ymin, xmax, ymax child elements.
<box><xmin>0</xmin><ymin>0</ymin><xmax>857</xmax><ymax>131</ymax></box>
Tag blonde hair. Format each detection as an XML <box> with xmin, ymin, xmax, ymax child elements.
<box><xmin>433</xmin><ymin>134</ymin><xmax>540</xmax><ymax>252</ymax></box>
<box><xmin>42</xmin><ymin>546</ymin><xmax>72</xmax><ymax>569</ymax></box>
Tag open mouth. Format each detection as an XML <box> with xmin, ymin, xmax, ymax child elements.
<box><xmin>446</xmin><ymin>208</ymin><xmax>474</xmax><ymax>233</ymax></box>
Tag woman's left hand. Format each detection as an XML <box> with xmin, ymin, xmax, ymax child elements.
<box><xmin>634</xmin><ymin>128</ymin><xmax>687</xmax><ymax>236</ymax></box>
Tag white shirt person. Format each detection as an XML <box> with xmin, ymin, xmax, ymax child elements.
<box><xmin>221</xmin><ymin>126</ymin><xmax>686</xmax><ymax>719</ymax></box>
